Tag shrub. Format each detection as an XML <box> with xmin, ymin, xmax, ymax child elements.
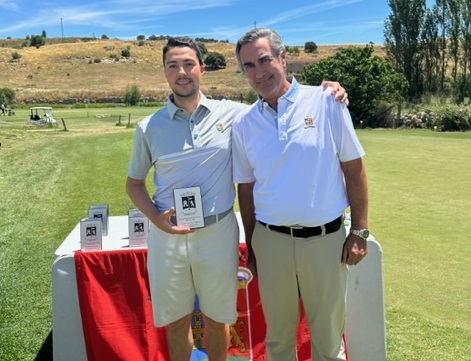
<box><xmin>93</xmin><ymin>58</ymin><xmax>101</xmax><ymax>63</ymax></box>
<box><xmin>121</xmin><ymin>48</ymin><xmax>131</xmax><ymax>58</ymax></box>
<box><xmin>197</xmin><ymin>42</ymin><xmax>208</xmax><ymax>57</ymax></box>
<box><xmin>286</xmin><ymin>46</ymin><xmax>300</xmax><ymax>55</ymax></box>
<box><xmin>11</xmin><ymin>51</ymin><xmax>21</xmax><ymax>60</ymax></box>
<box><xmin>101</xmin><ymin>34</ymin><xmax>109</xmax><ymax>39</ymax></box>
<box><xmin>123</xmin><ymin>84</ymin><xmax>141</xmax><ymax>106</ymax></box>
<box><xmin>302</xmin><ymin>44</ymin><xmax>408</xmax><ymax>128</ymax></box>
<box><xmin>246</xmin><ymin>89</ymin><xmax>259</xmax><ymax>104</ymax></box>
<box><xmin>29</xmin><ymin>34</ymin><xmax>46</xmax><ymax>48</ymax></box>
<box><xmin>0</xmin><ymin>87</ymin><xmax>16</xmax><ymax>104</ymax></box>
<box><xmin>204</xmin><ymin>52</ymin><xmax>226</xmax><ymax>70</ymax></box>
<box><xmin>437</xmin><ymin>107</ymin><xmax>471</xmax><ymax>131</ymax></box>
<box><xmin>136</xmin><ymin>35</ymin><xmax>145</xmax><ymax>41</ymax></box>
<box><xmin>304</xmin><ymin>41</ymin><xmax>318</xmax><ymax>53</ymax></box>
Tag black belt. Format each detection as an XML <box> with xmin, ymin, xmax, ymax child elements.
<box><xmin>259</xmin><ymin>216</ymin><xmax>343</xmax><ymax>239</ymax></box>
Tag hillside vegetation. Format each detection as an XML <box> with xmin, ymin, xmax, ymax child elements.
<box><xmin>0</xmin><ymin>37</ymin><xmax>385</xmax><ymax>103</ymax></box>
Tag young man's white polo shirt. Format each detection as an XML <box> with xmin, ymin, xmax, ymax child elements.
<box><xmin>232</xmin><ymin>78</ymin><xmax>365</xmax><ymax>226</ymax></box>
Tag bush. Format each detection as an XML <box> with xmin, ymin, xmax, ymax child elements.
<box><xmin>302</xmin><ymin>44</ymin><xmax>408</xmax><ymax>128</ymax></box>
<box><xmin>123</xmin><ymin>84</ymin><xmax>141</xmax><ymax>106</ymax></box>
<box><xmin>437</xmin><ymin>107</ymin><xmax>471</xmax><ymax>131</ymax></box>
<box><xmin>197</xmin><ymin>42</ymin><xmax>208</xmax><ymax>57</ymax></box>
<box><xmin>29</xmin><ymin>34</ymin><xmax>46</xmax><ymax>48</ymax></box>
<box><xmin>396</xmin><ymin>106</ymin><xmax>471</xmax><ymax>131</ymax></box>
<box><xmin>304</xmin><ymin>41</ymin><xmax>318</xmax><ymax>53</ymax></box>
<box><xmin>0</xmin><ymin>87</ymin><xmax>16</xmax><ymax>104</ymax></box>
<box><xmin>286</xmin><ymin>46</ymin><xmax>300</xmax><ymax>55</ymax></box>
<box><xmin>136</xmin><ymin>35</ymin><xmax>145</xmax><ymax>41</ymax></box>
<box><xmin>101</xmin><ymin>34</ymin><xmax>109</xmax><ymax>39</ymax></box>
<box><xmin>246</xmin><ymin>89</ymin><xmax>259</xmax><ymax>104</ymax></box>
<box><xmin>11</xmin><ymin>51</ymin><xmax>21</xmax><ymax>60</ymax></box>
<box><xmin>204</xmin><ymin>52</ymin><xmax>226</xmax><ymax>70</ymax></box>
<box><xmin>121</xmin><ymin>48</ymin><xmax>131</xmax><ymax>58</ymax></box>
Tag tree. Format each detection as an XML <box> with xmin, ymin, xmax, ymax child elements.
<box><xmin>457</xmin><ymin>0</ymin><xmax>471</xmax><ymax>103</ymax></box>
<box><xmin>0</xmin><ymin>87</ymin><xmax>16</xmax><ymax>104</ymax></box>
<box><xmin>304</xmin><ymin>41</ymin><xmax>318</xmax><ymax>53</ymax></box>
<box><xmin>302</xmin><ymin>44</ymin><xmax>408</xmax><ymax>127</ymax></box>
<box><xmin>384</xmin><ymin>0</ymin><xmax>426</xmax><ymax>100</ymax></box>
<box><xmin>204</xmin><ymin>52</ymin><xmax>226</xmax><ymax>70</ymax></box>
<box><xmin>197</xmin><ymin>42</ymin><xmax>208</xmax><ymax>57</ymax></box>
<box><xmin>136</xmin><ymin>35</ymin><xmax>145</xmax><ymax>41</ymax></box>
<box><xmin>421</xmin><ymin>7</ymin><xmax>441</xmax><ymax>96</ymax></box>
<box><xmin>29</xmin><ymin>34</ymin><xmax>46</xmax><ymax>48</ymax></box>
<box><xmin>123</xmin><ymin>84</ymin><xmax>141</xmax><ymax>106</ymax></box>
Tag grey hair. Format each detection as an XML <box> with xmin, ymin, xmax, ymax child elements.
<box><xmin>235</xmin><ymin>28</ymin><xmax>285</xmax><ymax>72</ymax></box>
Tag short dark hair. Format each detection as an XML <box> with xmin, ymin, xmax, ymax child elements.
<box><xmin>162</xmin><ymin>37</ymin><xmax>204</xmax><ymax>66</ymax></box>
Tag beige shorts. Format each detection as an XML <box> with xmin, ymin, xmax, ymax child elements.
<box><xmin>147</xmin><ymin>211</ymin><xmax>239</xmax><ymax>327</ymax></box>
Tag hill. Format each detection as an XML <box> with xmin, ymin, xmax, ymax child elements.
<box><xmin>0</xmin><ymin>38</ymin><xmax>385</xmax><ymax>103</ymax></box>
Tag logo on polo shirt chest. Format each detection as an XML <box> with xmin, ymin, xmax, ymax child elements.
<box><xmin>304</xmin><ymin>115</ymin><xmax>316</xmax><ymax>128</ymax></box>
<box><xmin>216</xmin><ymin>122</ymin><xmax>225</xmax><ymax>132</ymax></box>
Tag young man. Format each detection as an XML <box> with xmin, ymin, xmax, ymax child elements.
<box><xmin>126</xmin><ymin>36</ymin><xmax>347</xmax><ymax>361</ymax></box>
<box><xmin>232</xmin><ymin>28</ymin><xmax>369</xmax><ymax>361</ymax></box>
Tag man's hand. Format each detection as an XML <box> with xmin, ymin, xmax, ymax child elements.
<box><xmin>342</xmin><ymin>234</ymin><xmax>368</xmax><ymax>265</ymax></box>
<box><xmin>322</xmin><ymin>80</ymin><xmax>349</xmax><ymax>105</ymax></box>
<box><xmin>153</xmin><ymin>207</ymin><xmax>194</xmax><ymax>234</ymax></box>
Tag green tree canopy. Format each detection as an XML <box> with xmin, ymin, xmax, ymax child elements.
<box><xmin>302</xmin><ymin>44</ymin><xmax>408</xmax><ymax>127</ymax></box>
<box><xmin>0</xmin><ymin>87</ymin><xmax>16</xmax><ymax>104</ymax></box>
<box><xmin>197</xmin><ymin>42</ymin><xmax>208</xmax><ymax>57</ymax></box>
<box><xmin>304</xmin><ymin>41</ymin><xmax>318</xmax><ymax>53</ymax></box>
<box><xmin>29</xmin><ymin>34</ymin><xmax>46</xmax><ymax>48</ymax></box>
<box><xmin>204</xmin><ymin>52</ymin><xmax>226</xmax><ymax>70</ymax></box>
<box><xmin>384</xmin><ymin>0</ymin><xmax>426</xmax><ymax>101</ymax></box>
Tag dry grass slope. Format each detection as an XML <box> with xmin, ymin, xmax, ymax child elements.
<box><xmin>0</xmin><ymin>38</ymin><xmax>385</xmax><ymax>103</ymax></box>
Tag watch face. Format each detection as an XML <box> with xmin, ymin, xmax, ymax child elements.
<box><xmin>362</xmin><ymin>229</ymin><xmax>370</xmax><ymax>238</ymax></box>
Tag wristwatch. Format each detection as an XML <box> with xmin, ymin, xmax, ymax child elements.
<box><xmin>350</xmin><ymin>228</ymin><xmax>370</xmax><ymax>240</ymax></box>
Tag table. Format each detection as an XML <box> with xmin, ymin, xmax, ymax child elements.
<box><xmin>52</xmin><ymin>215</ymin><xmax>386</xmax><ymax>361</ymax></box>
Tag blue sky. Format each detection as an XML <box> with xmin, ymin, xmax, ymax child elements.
<box><xmin>0</xmin><ymin>0</ymin><xmax>393</xmax><ymax>45</ymax></box>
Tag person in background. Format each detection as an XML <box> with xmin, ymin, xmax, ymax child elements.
<box><xmin>126</xmin><ymin>36</ymin><xmax>348</xmax><ymax>361</ymax></box>
<box><xmin>232</xmin><ymin>28</ymin><xmax>369</xmax><ymax>361</ymax></box>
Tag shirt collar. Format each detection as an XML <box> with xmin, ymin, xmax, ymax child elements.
<box><xmin>166</xmin><ymin>92</ymin><xmax>211</xmax><ymax>119</ymax></box>
<box><xmin>257</xmin><ymin>76</ymin><xmax>300</xmax><ymax>112</ymax></box>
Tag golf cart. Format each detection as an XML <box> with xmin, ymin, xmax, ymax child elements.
<box><xmin>29</xmin><ymin>106</ymin><xmax>57</xmax><ymax>125</ymax></box>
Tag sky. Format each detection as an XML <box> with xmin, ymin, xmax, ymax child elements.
<box><xmin>0</xmin><ymin>0</ymin><xmax>394</xmax><ymax>45</ymax></box>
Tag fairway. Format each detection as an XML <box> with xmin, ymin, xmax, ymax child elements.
<box><xmin>1</xmin><ymin>109</ymin><xmax>470</xmax><ymax>360</ymax></box>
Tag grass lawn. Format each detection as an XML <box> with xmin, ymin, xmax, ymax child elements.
<box><xmin>1</xmin><ymin>108</ymin><xmax>470</xmax><ymax>360</ymax></box>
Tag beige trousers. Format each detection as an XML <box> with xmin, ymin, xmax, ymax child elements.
<box><xmin>252</xmin><ymin>221</ymin><xmax>348</xmax><ymax>361</ymax></box>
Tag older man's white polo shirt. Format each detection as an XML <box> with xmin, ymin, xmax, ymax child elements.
<box><xmin>232</xmin><ymin>79</ymin><xmax>365</xmax><ymax>226</ymax></box>
<box><xmin>128</xmin><ymin>93</ymin><xmax>247</xmax><ymax>215</ymax></box>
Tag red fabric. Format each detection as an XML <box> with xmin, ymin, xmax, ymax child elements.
<box><xmin>75</xmin><ymin>249</ymin><xmax>169</xmax><ymax>361</ymax></box>
<box><xmin>75</xmin><ymin>245</ymin><xmax>348</xmax><ymax>361</ymax></box>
